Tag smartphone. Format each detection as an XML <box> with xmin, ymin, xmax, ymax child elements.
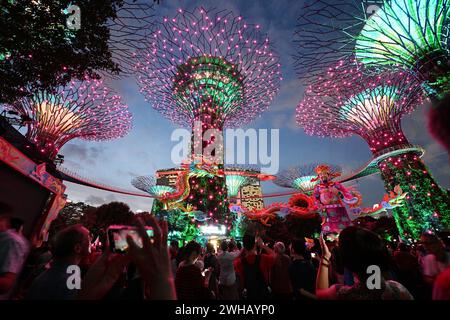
<box><xmin>107</xmin><ymin>225</ymin><xmax>154</xmax><ymax>254</ymax></box>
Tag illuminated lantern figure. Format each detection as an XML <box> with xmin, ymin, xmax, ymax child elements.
<box><xmin>311</xmin><ymin>165</ymin><xmax>358</xmax><ymax>234</ymax></box>
<box><xmin>136</xmin><ymin>8</ymin><xmax>281</xmax><ymax>224</ymax></box>
<box><xmin>296</xmin><ymin>60</ymin><xmax>450</xmax><ymax>240</ymax></box>
<box><xmin>4</xmin><ymin>79</ymin><xmax>131</xmax><ymax>160</ymax></box>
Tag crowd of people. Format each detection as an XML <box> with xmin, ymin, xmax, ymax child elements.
<box><xmin>0</xmin><ymin>202</ymin><xmax>449</xmax><ymax>300</ymax></box>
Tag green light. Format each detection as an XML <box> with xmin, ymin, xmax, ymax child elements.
<box><xmin>226</xmin><ymin>175</ymin><xmax>248</xmax><ymax>197</ymax></box>
<box><xmin>340</xmin><ymin>86</ymin><xmax>399</xmax><ymax>130</ymax></box>
<box><xmin>293</xmin><ymin>176</ymin><xmax>317</xmax><ymax>191</ymax></box>
<box><xmin>355</xmin><ymin>0</ymin><xmax>449</xmax><ymax>68</ymax></box>
<box><xmin>173</xmin><ymin>56</ymin><xmax>244</xmax><ymax>120</ymax></box>
<box><xmin>149</xmin><ymin>185</ymin><xmax>175</xmax><ymax>197</ymax></box>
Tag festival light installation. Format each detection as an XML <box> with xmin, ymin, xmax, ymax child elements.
<box><xmin>226</xmin><ymin>174</ymin><xmax>249</xmax><ymax>197</ymax></box>
<box><xmin>136</xmin><ymin>7</ymin><xmax>281</xmax><ymax>224</ymax></box>
<box><xmin>4</xmin><ymin>79</ymin><xmax>131</xmax><ymax>160</ymax></box>
<box><xmin>296</xmin><ymin>60</ymin><xmax>450</xmax><ymax>240</ymax></box>
<box><xmin>131</xmin><ymin>176</ymin><xmax>175</xmax><ymax>197</ymax></box>
<box><xmin>295</xmin><ymin>0</ymin><xmax>450</xmax><ymax>97</ymax></box>
<box><xmin>274</xmin><ymin>163</ymin><xmax>342</xmax><ymax>193</ymax></box>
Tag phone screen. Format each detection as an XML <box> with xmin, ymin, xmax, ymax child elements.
<box><xmin>108</xmin><ymin>226</ymin><xmax>153</xmax><ymax>253</ymax></box>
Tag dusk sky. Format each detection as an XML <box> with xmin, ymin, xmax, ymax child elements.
<box><xmin>61</xmin><ymin>0</ymin><xmax>450</xmax><ymax>212</ymax></box>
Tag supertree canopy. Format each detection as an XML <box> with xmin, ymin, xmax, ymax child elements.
<box><xmin>131</xmin><ymin>176</ymin><xmax>175</xmax><ymax>197</ymax></box>
<box><xmin>355</xmin><ymin>0</ymin><xmax>450</xmax><ymax>97</ymax></box>
<box><xmin>294</xmin><ymin>0</ymin><xmax>450</xmax><ymax>97</ymax></box>
<box><xmin>274</xmin><ymin>163</ymin><xmax>342</xmax><ymax>193</ymax></box>
<box><xmin>4</xmin><ymin>79</ymin><xmax>131</xmax><ymax>160</ymax></box>
<box><xmin>104</xmin><ymin>0</ymin><xmax>155</xmax><ymax>78</ymax></box>
<box><xmin>136</xmin><ymin>7</ymin><xmax>281</xmax><ymax>226</ymax></box>
<box><xmin>296</xmin><ymin>60</ymin><xmax>450</xmax><ymax>240</ymax></box>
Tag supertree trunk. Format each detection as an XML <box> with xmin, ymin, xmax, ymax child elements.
<box><xmin>370</xmin><ymin>127</ymin><xmax>450</xmax><ymax>239</ymax></box>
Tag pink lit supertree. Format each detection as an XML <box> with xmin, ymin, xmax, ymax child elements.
<box><xmin>296</xmin><ymin>60</ymin><xmax>450</xmax><ymax>240</ymax></box>
<box><xmin>135</xmin><ymin>7</ymin><xmax>282</xmax><ymax>225</ymax></box>
<box><xmin>4</xmin><ymin>79</ymin><xmax>132</xmax><ymax>160</ymax></box>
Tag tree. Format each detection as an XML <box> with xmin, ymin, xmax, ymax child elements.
<box><xmin>0</xmin><ymin>0</ymin><xmax>124</xmax><ymax>103</ymax></box>
<box><xmin>81</xmin><ymin>201</ymin><xmax>134</xmax><ymax>241</ymax></box>
<box><xmin>48</xmin><ymin>201</ymin><xmax>94</xmax><ymax>240</ymax></box>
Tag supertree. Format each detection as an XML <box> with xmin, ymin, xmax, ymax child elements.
<box><xmin>296</xmin><ymin>60</ymin><xmax>450</xmax><ymax>240</ymax></box>
<box><xmin>104</xmin><ymin>0</ymin><xmax>156</xmax><ymax>78</ymax></box>
<box><xmin>274</xmin><ymin>163</ymin><xmax>342</xmax><ymax>194</ymax></box>
<box><xmin>294</xmin><ymin>0</ymin><xmax>450</xmax><ymax>98</ymax></box>
<box><xmin>136</xmin><ymin>7</ymin><xmax>281</xmax><ymax>225</ymax></box>
<box><xmin>3</xmin><ymin>78</ymin><xmax>132</xmax><ymax>160</ymax></box>
<box><xmin>131</xmin><ymin>176</ymin><xmax>175</xmax><ymax>197</ymax></box>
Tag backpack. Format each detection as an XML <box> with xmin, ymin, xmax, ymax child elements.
<box><xmin>241</xmin><ymin>254</ymin><xmax>271</xmax><ymax>300</ymax></box>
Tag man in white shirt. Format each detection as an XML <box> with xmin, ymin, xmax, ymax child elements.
<box><xmin>217</xmin><ymin>240</ymin><xmax>240</xmax><ymax>299</ymax></box>
<box><xmin>0</xmin><ymin>204</ymin><xmax>30</xmax><ymax>300</ymax></box>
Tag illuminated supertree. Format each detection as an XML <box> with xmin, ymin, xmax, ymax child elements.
<box><xmin>294</xmin><ymin>0</ymin><xmax>450</xmax><ymax>98</ymax></box>
<box><xmin>296</xmin><ymin>60</ymin><xmax>450</xmax><ymax>240</ymax></box>
<box><xmin>4</xmin><ymin>79</ymin><xmax>132</xmax><ymax>160</ymax></box>
<box><xmin>131</xmin><ymin>176</ymin><xmax>175</xmax><ymax>197</ymax></box>
<box><xmin>274</xmin><ymin>164</ymin><xmax>342</xmax><ymax>194</ymax></box>
<box><xmin>136</xmin><ymin>7</ymin><xmax>281</xmax><ymax>225</ymax></box>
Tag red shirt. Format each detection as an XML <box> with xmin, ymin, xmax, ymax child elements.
<box><xmin>234</xmin><ymin>253</ymin><xmax>275</xmax><ymax>286</ymax></box>
<box><xmin>175</xmin><ymin>264</ymin><xmax>208</xmax><ymax>300</ymax></box>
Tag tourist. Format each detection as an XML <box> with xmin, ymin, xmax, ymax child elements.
<box><xmin>217</xmin><ymin>241</ymin><xmax>240</xmax><ymax>300</ymax></box>
<box><xmin>204</xmin><ymin>243</ymin><xmax>219</xmax><ymax>298</ymax></box>
<box><xmin>26</xmin><ymin>225</ymin><xmax>92</xmax><ymax>299</ymax></box>
<box><xmin>420</xmin><ymin>233</ymin><xmax>450</xmax><ymax>286</ymax></box>
<box><xmin>270</xmin><ymin>242</ymin><xmax>293</xmax><ymax>299</ymax></box>
<box><xmin>0</xmin><ymin>204</ymin><xmax>30</xmax><ymax>300</ymax></box>
<box><xmin>289</xmin><ymin>239</ymin><xmax>316</xmax><ymax>300</ymax></box>
<box><xmin>175</xmin><ymin>241</ymin><xmax>212</xmax><ymax>300</ymax></box>
<box><xmin>169</xmin><ymin>240</ymin><xmax>179</xmax><ymax>278</ymax></box>
<box><xmin>392</xmin><ymin>242</ymin><xmax>425</xmax><ymax>298</ymax></box>
<box><xmin>432</xmin><ymin>267</ymin><xmax>450</xmax><ymax>300</ymax></box>
<box><xmin>316</xmin><ymin>226</ymin><xmax>413</xmax><ymax>300</ymax></box>
<box><xmin>234</xmin><ymin>234</ymin><xmax>275</xmax><ymax>299</ymax></box>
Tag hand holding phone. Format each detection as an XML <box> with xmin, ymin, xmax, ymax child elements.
<box><xmin>107</xmin><ymin>225</ymin><xmax>154</xmax><ymax>254</ymax></box>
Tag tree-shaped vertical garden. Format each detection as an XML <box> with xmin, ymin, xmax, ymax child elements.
<box><xmin>136</xmin><ymin>7</ymin><xmax>281</xmax><ymax>226</ymax></box>
<box><xmin>294</xmin><ymin>0</ymin><xmax>450</xmax><ymax>98</ymax></box>
<box><xmin>3</xmin><ymin>78</ymin><xmax>132</xmax><ymax>160</ymax></box>
<box><xmin>274</xmin><ymin>163</ymin><xmax>342</xmax><ymax>194</ymax></box>
<box><xmin>296</xmin><ymin>60</ymin><xmax>450</xmax><ymax>240</ymax></box>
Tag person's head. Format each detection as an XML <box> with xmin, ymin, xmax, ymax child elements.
<box><xmin>52</xmin><ymin>225</ymin><xmax>91</xmax><ymax>264</ymax></box>
<box><xmin>184</xmin><ymin>241</ymin><xmax>202</xmax><ymax>263</ymax></box>
<box><xmin>220</xmin><ymin>240</ymin><xmax>228</xmax><ymax>252</ymax></box>
<box><xmin>274</xmin><ymin>241</ymin><xmax>285</xmax><ymax>254</ymax></box>
<box><xmin>291</xmin><ymin>239</ymin><xmax>307</xmax><ymax>257</ymax></box>
<box><xmin>338</xmin><ymin>226</ymin><xmax>390</xmax><ymax>280</ymax></box>
<box><xmin>170</xmin><ymin>240</ymin><xmax>179</xmax><ymax>249</ymax></box>
<box><xmin>236</xmin><ymin>241</ymin><xmax>242</xmax><ymax>250</ymax></box>
<box><xmin>398</xmin><ymin>242</ymin><xmax>409</xmax><ymax>252</ymax></box>
<box><xmin>421</xmin><ymin>233</ymin><xmax>445</xmax><ymax>255</ymax></box>
<box><xmin>206</xmin><ymin>242</ymin><xmax>215</xmax><ymax>254</ymax></box>
<box><xmin>10</xmin><ymin>217</ymin><xmax>25</xmax><ymax>234</ymax></box>
<box><xmin>242</xmin><ymin>234</ymin><xmax>256</xmax><ymax>251</ymax></box>
<box><xmin>0</xmin><ymin>202</ymin><xmax>13</xmax><ymax>232</ymax></box>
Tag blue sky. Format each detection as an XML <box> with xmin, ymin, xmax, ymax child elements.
<box><xmin>61</xmin><ymin>0</ymin><xmax>450</xmax><ymax>212</ymax></box>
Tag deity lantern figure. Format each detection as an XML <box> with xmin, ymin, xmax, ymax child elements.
<box><xmin>312</xmin><ymin>165</ymin><xmax>358</xmax><ymax>234</ymax></box>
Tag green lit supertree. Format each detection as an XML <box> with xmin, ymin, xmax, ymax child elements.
<box><xmin>296</xmin><ymin>60</ymin><xmax>450</xmax><ymax>240</ymax></box>
<box><xmin>295</xmin><ymin>0</ymin><xmax>450</xmax><ymax>98</ymax></box>
<box><xmin>274</xmin><ymin>163</ymin><xmax>342</xmax><ymax>194</ymax></box>
<box><xmin>136</xmin><ymin>8</ymin><xmax>281</xmax><ymax>226</ymax></box>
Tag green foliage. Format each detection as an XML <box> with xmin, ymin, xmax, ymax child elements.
<box><xmin>380</xmin><ymin>154</ymin><xmax>450</xmax><ymax>240</ymax></box>
<box><xmin>48</xmin><ymin>201</ymin><xmax>94</xmax><ymax>239</ymax></box>
<box><xmin>0</xmin><ymin>0</ymin><xmax>124</xmax><ymax>103</ymax></box>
